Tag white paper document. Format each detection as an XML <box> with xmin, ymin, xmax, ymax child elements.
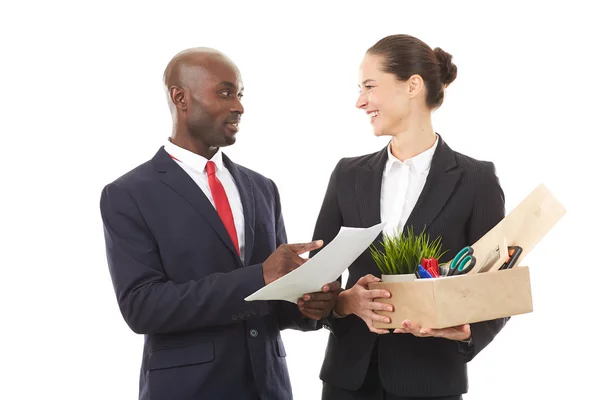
<box><xmin>245</xmin><ymin>222</ymin><xmax>386</xmax><ymax>303</ymax></box>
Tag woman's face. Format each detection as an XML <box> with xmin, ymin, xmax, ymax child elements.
<box><xmin>356</xmin><ymin>53</ymin><xmax>411</xmax><ymax>137</ymax></box>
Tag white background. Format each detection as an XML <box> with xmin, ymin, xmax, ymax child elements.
<box><xmin>2</xmin><ymin>1</ymin><xmax>599</xmax><ymax>399</ymax></box>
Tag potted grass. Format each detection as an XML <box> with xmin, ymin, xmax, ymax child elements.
<box><xmin>370</xmin><ymin>226</ymin><xmax>447</xmax><ymax>282</ymax></box>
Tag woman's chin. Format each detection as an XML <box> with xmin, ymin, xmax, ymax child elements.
<box><xmin>373</xmin><ymin>129</ymin><xmax>390</xmax><ymax>137</ymax></box>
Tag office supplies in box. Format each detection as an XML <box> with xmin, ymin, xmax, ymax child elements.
<box><xmin>370</xmin><ymin>183</ymin><xmax>566</xmax><ymax>329</ymax></box>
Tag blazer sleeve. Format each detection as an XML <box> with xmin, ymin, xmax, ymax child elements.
<box><xmin>100</xmin><ymin>182</ymin><xmax>270</xmax><ymax>335</ymax></box>
<box><xmin>309</xmin><ymin>160</ymin><xmax>345</xmax><ymax>336</ymax></box>
<box><xmin>459</xmin><ymin>161</ymin><xmax>509</xmax><ymax>362</ymax></box>
<box><xmin>271</xmin><ymin>180</ymin><xmax>319</xmax><ymax>332</ymax></box>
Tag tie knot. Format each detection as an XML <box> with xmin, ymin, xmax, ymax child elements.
<box><xmin>205</xmin><ymin>160</ymin><xmax>216</xmax><ymax>176</ymax></box>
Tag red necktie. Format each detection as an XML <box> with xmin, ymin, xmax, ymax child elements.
<box><xmin>205</xmin><ymin>161</ymin><xmax>240</xmax><ymax>256</ymax></box>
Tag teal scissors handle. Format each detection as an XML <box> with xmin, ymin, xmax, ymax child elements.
<box><xmin>449</xmin><ymin>247</ymin><xmax>476</xmax><ymax>276</ymax></box>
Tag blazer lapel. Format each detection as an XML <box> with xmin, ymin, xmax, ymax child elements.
<box><xmin>356</xmin><ymin>147</ymin><xmax>388</xmax><ymax>244</ymax></box>
<box><xmin>152</xmin><ymin>147</ymin><xmax>241</xmax><ymax>262</ymax></box>
<box><xmin>223</xmin><ymin>154</ymin><xmax>255</xmax><ymax>267</ymax></box>
<box><xmin>403</xmin><ymin>135</ymin><xmax>462</xmax><ymax>235</ymax></box>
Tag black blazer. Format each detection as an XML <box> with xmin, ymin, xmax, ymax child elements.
<box><xmin>100</xmin><ymin>147</ymin><xmax>316</xmax><ymax>400</ymax></box>
<box><xmin>311</xmin><ymin>135</ymin><xmax>507</xmax><ymax>397</ymax></box>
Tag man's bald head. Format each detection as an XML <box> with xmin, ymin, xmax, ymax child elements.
<box><xmin>163</xmin><ymin>47</ymin><xmax>245</xmax><ymax>157</ymax></box>
<box><xmin>163</xmin><ymin>47</ymin><xmax>238</xmax><ymax>91</ymax></box>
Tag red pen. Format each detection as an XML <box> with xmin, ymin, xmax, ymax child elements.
<box><xmin>422</xmin><ymin>258</ymin><xmax>439</xmax><ymax>278</ymax></box>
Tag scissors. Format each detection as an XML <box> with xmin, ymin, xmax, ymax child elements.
<box><xmin>499</xmin><ymin>246</ymin><xmax>523</xmax><ymax>270</ymax></box>
<box><xmin>448</xmin><ymin>246</ymin><xmax>477</xmax><ymax>276</ymax></box>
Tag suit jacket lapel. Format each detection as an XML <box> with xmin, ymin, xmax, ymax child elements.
<box><xmin>356</xmin><ymin>147</ymin><xmax>387</xmax><ymax>245</ymax></box>
<box><xmin>223</xmin><ymin>154</ymin><xmax>255</xmax><ymax>267</ymax></box>
<box><xmin>403</xmin><ymin>135</ymin><xmax>462</xmax><ymax>235</ymax></box>
<box><xmin>152</xmin><ymin>147</ymin><xmax>241</xmax><ymax>262</ymax></box>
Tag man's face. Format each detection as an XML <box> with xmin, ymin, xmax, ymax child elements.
<box><xmin>184</xmin><ymin>58</ymin><xmax>244</xmax><ymax>148</ymax></box>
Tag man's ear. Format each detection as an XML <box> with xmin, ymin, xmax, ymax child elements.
<box><xmin>170</xmin><ymin>86</ymin><xmax>187</xmax><ymax>111</ymax></box>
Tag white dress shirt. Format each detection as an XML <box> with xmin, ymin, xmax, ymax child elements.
<box><xmin>164</xmin><ymin>139</ymin><xmax>245</xmax><ymax>261</ymax></box>
<box><xmin>381</xmin><ymin>136</ymin><xmax>438</xmax><ymax>237</ymax></box>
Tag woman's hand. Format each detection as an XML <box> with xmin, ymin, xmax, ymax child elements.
<box><xmin>393</xmin><ymin>319</ymin><xmax>471</xmax><ymax>341</ymax></box>
<box><xmin>335</xmin><ymin>274</ymin><xmax>394</xmax><ymax>334</ymax></box>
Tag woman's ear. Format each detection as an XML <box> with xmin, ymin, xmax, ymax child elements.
<box><xmin>407</xmin><ymin>74</ymin><xmax>424</xmax><ymax>98</ymax></box>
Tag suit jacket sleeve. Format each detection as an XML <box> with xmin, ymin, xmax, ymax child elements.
<box><xmin>271</xmin><ymin>180</ymin><xmax>319</xmax><ymax>332</ymax></box>
<box><xmin>309</xmin><ymin>160</ymin><xmax>345</xmax><ymax>336</ymax></box>
<box><xmin>100</xmin><ymin>182</ymin><xmax>270</xmax><ymax>335</ymax></box>
<box><xmin>459</xmin><ymin>161</ymin><xmax>509</xmax><ymax>362</ymax></box>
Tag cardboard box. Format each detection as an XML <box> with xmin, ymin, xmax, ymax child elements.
<box><xmin>369</xmin><ymin>183</ymin><xmax>566</xmax><ymax>329</ymax></box>
<box><xmin>370</xmin><ymin>267</ymin><xmax>533</xmax><ymax>329</ymax></box>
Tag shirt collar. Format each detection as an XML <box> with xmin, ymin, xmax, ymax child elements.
<box><xmin>385</xmin><ymin>135</ymin><xmax>439</xmax><ymax>174</ymax></box>
<box><xmin>164</xmin><ymin>138</ymin><xmax>224</xmax><ymax>174</ymax></box>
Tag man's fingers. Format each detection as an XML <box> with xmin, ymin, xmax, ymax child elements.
<box><xmin>300</xmin><ymin>306</ymin><xmax>326</xmax><ymax>315</ymax></box>
<box><xmin>289</xmin><ymin>252</ymin><xmax>308</xmax><ymax>266</ymax></box>
<box><xmin>299</xmin><ymin>300</ymin><xmax>330</xmax><ymax>310</ymax></box>
<box><xmin>288</xmin><ymin>240</ymin><xmax>323</xmax><ymax>255</ymax></box>
<box><xmin>322</xmin><ymin>280</ymin><xmax>341</xmax><ymax>292</ymax></box>
<box><xmin>302</xmin><ymin>292</ymin><xmax>336</xmax><ymax>302</ymax></box>
<box><xmin>299</xmin><ymin>306</ymin><xmax>327</xmax><ymax>319</ymax></box>
<box><xmin>302</xmin><ymin>280</ymin><xmax>342</xmax><ymax>300</ymax></box>
<box><xmin>299</xmin><ymin>308</ymin><xmax>321</xmax><ymax>320</ymax></box>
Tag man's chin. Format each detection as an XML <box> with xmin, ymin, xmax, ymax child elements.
<box><xmin>223</xmin><ymin>134</ymin><xmax>236</xmax><ymax>146</ymax></box>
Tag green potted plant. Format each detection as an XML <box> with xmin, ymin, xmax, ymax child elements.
<box><xmin>370</xmin><ymin>226</ymin><xmax>447</xmax><ymax>282</ymax></box>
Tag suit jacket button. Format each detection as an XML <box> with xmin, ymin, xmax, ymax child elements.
<box><xmin>249</xmin><ymin>329</ymin><xmax>259</xmax><ymax>338</ymax></box>
<box><xmin>251</xmin><ymin>309</ymin><xmax>258</xmax><ymax>316</ymax></box>
<box><xmin>238</xmin><ymin>312</ymin><xmax>245</xmax><ymax>320</ymax></box>
<box><xmin>244</xmin><ymin>310</ymin><xmax>252</xmax><ymax>318</ymax></box>
<box><xmin>232</xmin><ymin>314</ymin><xmax>238</xmax><ymax>321</ymax></box>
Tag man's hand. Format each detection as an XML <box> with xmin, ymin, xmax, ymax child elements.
<box><xmin>393</xmin><ymin>319</ymin><xmax>471</xmax><ymax>341</ymax></box>
<box><xmin>262</xmin><ymin>241</ymin><xmax>323</xmax><ymax>285</ymax></box>
<box><xmin>335</xmin><ymin>274</ymin><xmax>394</xmax><ymax>334</ymax></box>
<box><xmin>297</xmin><ymin>280</ymin><xmax>342</xmax><ymax>320</ymax></box>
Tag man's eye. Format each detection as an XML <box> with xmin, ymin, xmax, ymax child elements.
<box><xmin>238</xmin><ymin>93</ymin><xmax>244</xmax><ymax>100</ymax></box>
<box><xmin>220</xmin><ymin>90</ymin><xmax>231</xmax><ymax>97</ymax></box>
<box><xmin>365</xmin><ymin>85</ymin><xmax>374</xmax><ymax>90</ymax></box>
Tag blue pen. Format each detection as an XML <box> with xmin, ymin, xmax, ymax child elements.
<box><xmin>417</xmin><ymin>265</ymin><xmax>433</xmax><ymax>279</ymax></box>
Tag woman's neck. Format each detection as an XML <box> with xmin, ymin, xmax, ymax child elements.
<box><xmin>389</xmin><ymin>111</ymin><xmax>436</xmax><ymax>161</ymax></box>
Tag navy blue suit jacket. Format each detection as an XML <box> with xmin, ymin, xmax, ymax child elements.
<box><xmin>100</xmin><ymin>147</ymin><xmax>316</xmax><ymax>400</ymax></box>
